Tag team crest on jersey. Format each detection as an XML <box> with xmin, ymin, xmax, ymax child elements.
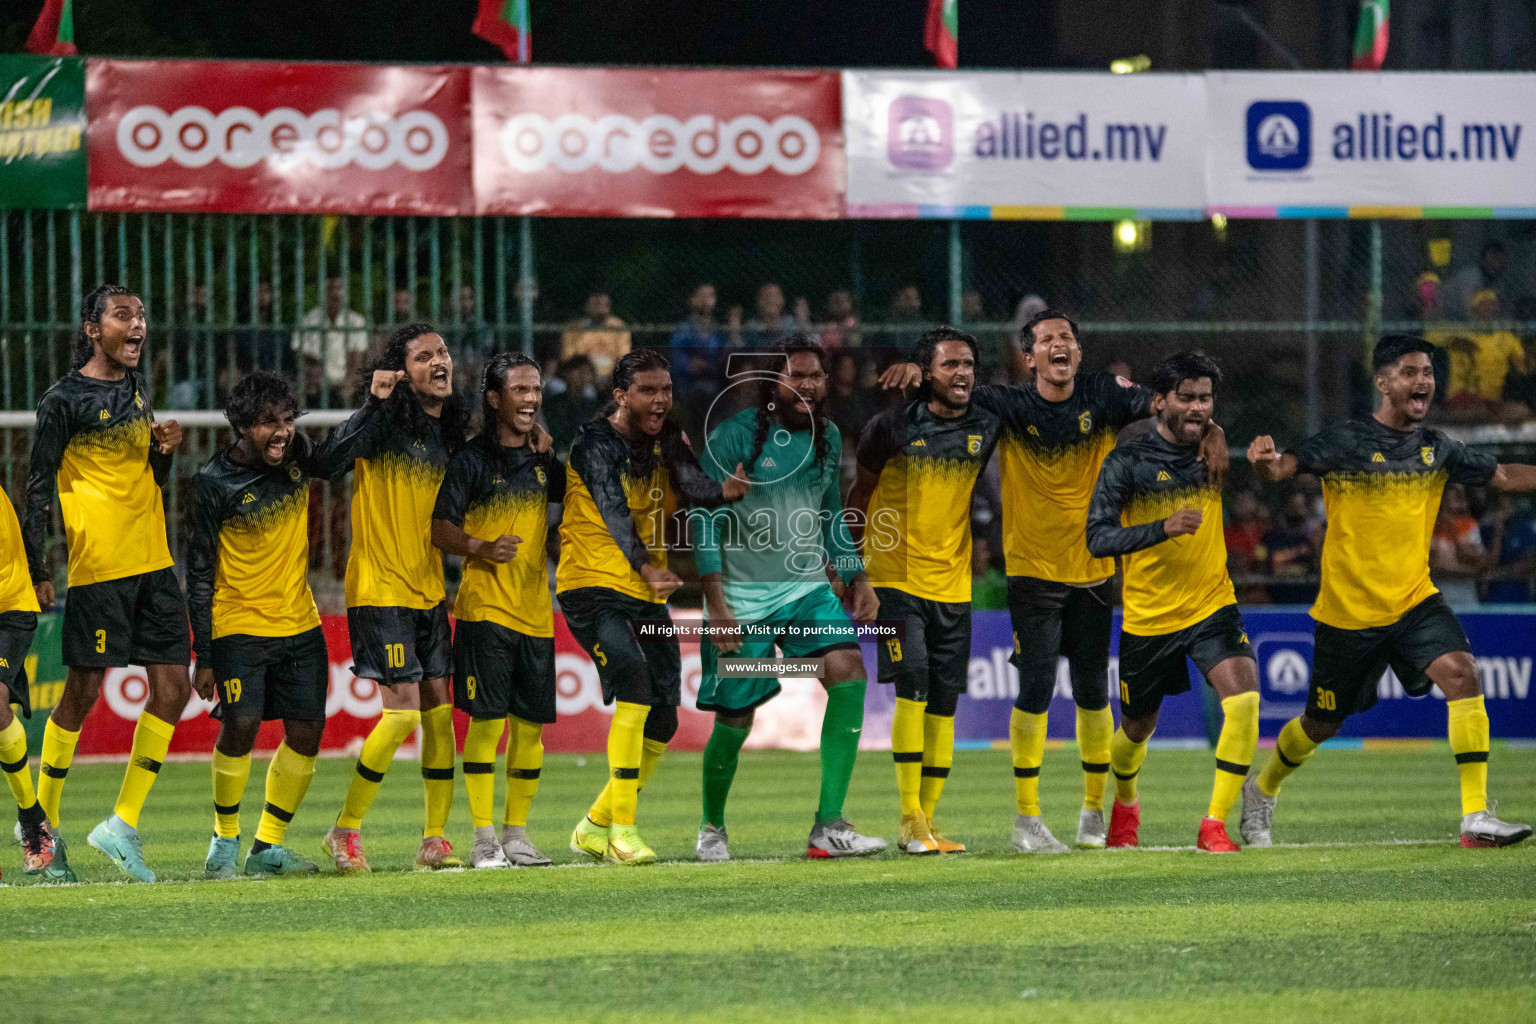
<box><xmin>967</xmin><ymin>435</ymin><xmax>982</xmax><ymax>455</ymax></box>
<box><xmin>1421</xmin><ymin>446</ymin><xmax>1435</xmax><ymax>466</ymax></box>
<box><xmin>1078</xmin><ymin>411</ymin><xmax>1092</xmax><ymax>434</ymax></box>
<box><xmin>287</xmin><ymin>465</ymin><xmax>301</xmax><ymax>482</ymax></box>
<box><xmin>1156</xmin><ymin>470</ymin><xmax>1171</xmax><ymax>482</ymax></box>
<box><xmin>534</xmin><ymin>467</ymin><xmax>546</xmax><ymax>485</ymax></box>
<box><xmin>241</xmin><ymin>492</ymin><xmax>257</xmax><ymax>504</ymax></box>
<box><xmin>1371</xmin><ymin>452</ymin><xmax>1385</xmax><ymax>463</ymax></box>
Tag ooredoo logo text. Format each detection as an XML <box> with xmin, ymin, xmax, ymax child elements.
<box><xmin>496</xmin><ymin>112</ymin><xmax>822</xmax><ymax>175</ymax></box>
<box><xmin>114</xmin><ymin>105</ymin><xmax>450</xmax><ymax>171</ymax></box>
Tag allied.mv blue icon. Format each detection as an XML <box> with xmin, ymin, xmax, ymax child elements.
<box><xmin>1245</xmin><ymin>100</ymin><xmax>1311</xmax><ymax>171</ymax></box>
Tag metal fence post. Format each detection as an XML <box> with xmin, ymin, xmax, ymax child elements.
<box><xmin>948</xmin><ymin>220</ymin><xmax>962</xmax><ymax>326</ymax></box>
<box><xmin>1365</xmin><ymin>220</ymin><xmax>1382</xmax><ymax>375</ymax></box>
<box><xmin>519</xmin><ymin>216</ymin><xmax>534</xmax><ymax>355</ymax></box>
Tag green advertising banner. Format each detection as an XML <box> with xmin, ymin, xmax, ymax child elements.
<box><xmin>19</xmin><ymin>613</ymin><xmax>65</xmax><ymax>751</ymax></box>
<box><xmin>0</xmin><ymin>55</ymin><xmax>87</xmax><ymax>209</ymax></box>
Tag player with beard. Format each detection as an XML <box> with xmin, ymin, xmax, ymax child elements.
<box><xmin>432</xmin><ymin>353</ymin><xmax>564</xmax><ymax>870</ymax></box>
<box><xmin>24</xmin><ymin>284</ymin><xmax>203</xmax><ymax>883</ymax></box>
<box><xmin>692</xmin><ymin>337</ymin><xmax>885</xmax><ymax>861</ymax></box>
<box><xmin>319</xmin><ymin>324</ymin><xmax>473</xmax><ymax>872</ymax></box>
<box><xmin>190</xmin><ymin>372</ymin><xmax>332</xmax><ymax>878</ymax></box>
<box><xmin>1086</xmin><ymin>352</ymin><xmax>1258</xmax><ymax>853</ymax></box>
<box><xmin>1245</xmin><ymin>335</ymin><xmax>1536</xmax><ymax>849</ymax></box>
<box><xmin>561</xmin><ymin>349</ymin><xmax>748</xmax><ymax>865</ymax></box>
<box><xmin>881</xmin><ymin>311</ymin><xmax>1226</xmax><ymax>854</ymax></box>
<box><xmin>850</xmin><ymin>328</ymin><xmax>1001</xmax><ymax>855</ymax></box>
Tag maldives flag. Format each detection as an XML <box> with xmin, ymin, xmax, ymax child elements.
<box><xmin>1350</xmin><ymin>0</ymin><xmax>1389</xmax><ymax>70</ymax></box>
<box><xmin>25</xmin><ymin>0</ymin><xmax>77</xmax><ymax>57</ymax></box>
<box><xmin>925</xmin><ymin>0</ymin><xmax>957</xmax><ymax>69</ymax></box>
<box><xmin>473</xmin><ymin>0</ymin><xmax>529</xmax><ymax>63</ymax></box>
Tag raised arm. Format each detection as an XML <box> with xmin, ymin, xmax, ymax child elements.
<box><xmin>1488</xmin><ymin>464</ymin><xmax>1536</xmax><ymax>491</ymax></box>
<box><xmin>311</xmin><ymin>372</ymin><xmax>402</xmax><ymax>478</ymax></box>
<box><xmin>1246</xmin><ymin>434</ymin><xmax>1299</xmax><ymax>483</ymax></box>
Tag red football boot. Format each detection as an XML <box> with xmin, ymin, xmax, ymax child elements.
<box><xmin>1197</xmin><ymin>817</ymin><xmax>1241</xmax><ymax>853</ymax></box>
<box><xmin>1107</xmin><ymin>800</ymin><xmax>1140</xmax><ymax>848</ymax></box>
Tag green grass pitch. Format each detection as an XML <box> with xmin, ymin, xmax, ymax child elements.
<box><xmin>2</xmin><ymin>746</ymin><xmax>1534</xmax><ymax>1023</ymax></box>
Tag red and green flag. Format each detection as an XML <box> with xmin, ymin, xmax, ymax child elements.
<box><xmin>1351</xmin><ymin>0</ymin><xmax>1389</xmax><ymax>70</ymax></box>
<box><xmin>25</xmin><ymin>0</ymin><xmax>77</xmax><ymax>57</ymax></box>
<box><xmin>925</xmin><ymin>0</ymin><xmax>957</xmax><ymax>69</ymax></box>
<box><xmin>473</xmin><ymin>0</ymin><xmax>529</xmax><ymax>63</ymax></box>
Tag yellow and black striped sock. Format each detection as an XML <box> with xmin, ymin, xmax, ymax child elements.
<box><xmin>0</xmin><ymin>716</ymin><xmax>39</xmax><ymax>813</ymax></box>
<box><xmin>602</xmin><ymin>702</ymin><xmax>648</xmax><ymax>827</ymax></box>
<box><xmin>1077</xmin><ymin>705</ymin><xmax>1113</xmax><ymax>812</ymax></box>
<box><xmin>337</xmin><ymin>708</ymin><xmax>420</xmax><ymax>830</ymax></box>
<box><xmin>113</xmin><ymin>712</ymin><xmax>175</xmax><ymax>829</ymax></box>
<box><xmin>1010</xmin><ymin>708</ymin><xmax>1047</xmax><ymax>816</ymax></box>
<box><xmin>211</xmin><ymin>749</ymin><xmax>252</xmax><ymax>838</ymax></box>
<box><xmin>419</xmin><ymin>704</ymin><xmax>455</xmax><ymax>839</ymax></box>
<box><xmin>1208</xmin><ymin>692</ymin><xmax>1259</xmax><ymax>820</ymax></box>
<box><xmin>1255</xmin><ymin>717</ymin><xmax>1320</xmax><ymax>797</ymax></box>
<box><xmin>1110</xmin><ymin>727</ymin><xmax>1148</xmax><ymax>804</ymax></box>
<box><xmin>464</xmin><ymin>717</ymin><xmax>506</xmax><ymax>830</ymax></box>
<box><xmin>254</xmin><ymin>742</ymin><xmax>316</xmax><ymax>847</ymax></box>
<box><xmin>892</xmin><ymin>697</ymin><xmax>925</xmax><ymax>817</ymax></box>
<box><xmin>38</xmin><ymin>717</ymin><xmax>80</xmax><ymax>828</ymax></box>
<box><xmin>505</xmin><ymin>716</ymin><xmax>545</xmax><ymax>828</ymax></box>
<box><xmin>586</xmin><ymin>731</ymin><xmax>665</xmax><ymax>828</ymax></box>
<box><xmin>1447</xmin><ymin>695</ymin><xmax>1491</xmax><ymax>816</ymax></box>
<box><xmin>919</xmin><ymin>711</ymin><xmax>954</xmax><ymax>821</ymax></box>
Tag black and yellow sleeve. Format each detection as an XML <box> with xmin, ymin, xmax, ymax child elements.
<box><xmin>1442</xmin><ymin>435</ymin><xmax>1498</xmax><ymax>486</ymax></box>
<box><xmin>432</xmin><ymin>447</ymin><xmax>484</xmax><ymax>528</ymax></box>
<box><xmin>1086</xmin><ymin>449</ymin><xmax>1169</xmax><ymax>558</ymax></box>
<box><xmin>185</xmin><ymin>472</ymin><xmax>223</xmax><ymax>665</ymax></box>
<box><xmin>1092</xmin><ymin>372</ymin><xmax>1154</xmax><ymax>429</ymax></box>
<box><xmin>855</xmin><ymin>408</ymin><xmax>904</xmax><ymax>476</ymax></box>
<box><xmin>570</xmin><ymin>432</ymin><xmax>650</xmax><ymax>573</ymax></box>
<box><xmin>314</xmin><ymin>394</ymin><xmax>389</xmax><ymax>477</ymax></box>
<box><xmin>661</xmin><ymin>427</ymin><xmax>728</xmax><ymax>508</ymax></box>
<box><xmin>22</xmin><ymin>391</ymin><xmax>70</xmax><ymax>583</ymax></box>
<box><xmin>542</xmin><ymin>451</ymin><xmax>567</xmax><ymax>505</ymax></box>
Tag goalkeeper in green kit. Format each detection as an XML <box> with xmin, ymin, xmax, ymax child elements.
<box><xmin>692</xmin><ymin>337</ymin><xmax>886</xmax><ymax>861</ymax></box>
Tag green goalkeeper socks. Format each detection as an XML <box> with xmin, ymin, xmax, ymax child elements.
<box><xmin>700</xmin><ymin>720</ymin><xmax>750</xmax><ymax>830</ymax></box>
<box><xmin>818</xmin><ymin>679</ymin><xmax>866</xmax><ymax>824</ymax></box>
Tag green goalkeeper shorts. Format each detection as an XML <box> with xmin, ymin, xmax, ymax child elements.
<box><xmin>696</xmin><ymin>585</ymin><xmax>861</xmax><ymax>714</ymax></box>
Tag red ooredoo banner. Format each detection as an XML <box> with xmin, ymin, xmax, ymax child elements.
<box><xmin>86</xmin><ymin>59</ymin><xmax>473</xmax><ymax>215</ymax></box>
<box><xmin>472</xmin><ymin>67</ymin><xmax>843</xmax><ymax>218</ymax></box>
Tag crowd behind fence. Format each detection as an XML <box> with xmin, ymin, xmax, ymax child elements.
<box><xmin>4</xmin><ymin>209</ymin><xmax>1536</xmax><ymax>610</ymax></box>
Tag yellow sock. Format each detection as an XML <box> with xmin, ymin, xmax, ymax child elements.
<box><xmin>255</xmin><ymin>742</ymin><xmax>316</xmax><ymax>846</ymax></box>
<box><xmin>113</xmin><ymin>712</ymin><xmax>175</xmax><ymax>829</ymax></box>
<box><xmin>892</xmin><ymin>697</ymin><xmax>925</xmax><ymax>817</ymax></box>
<box><xmin>919</xmin><ymin>712</ymin><xmax>954</xmax><ymax>820</ymax></box>
<box><xmin>419</xmin><ymin>704</ymin><xmax>455</xmax><ymax>839</ymax></box>
<box><xmin>1077</xmin><ymin>705</ymin><xmax>1113</xmax><ymax>812</ymax></box>
<box><xmin>603</xmin><ymin>702</ymin><xmax>648</xmax><ymax>827</ymax></box>
<box><xmin>1009</xmin><ymin>707</ymin><xmax>1047</xmax><ymax>816</ymax></box>
<box><xmin>337</xmin><ymin>708</ymin><xmax>420</xmax><ymax>830</ymax></box>
<box><xmin>211</xmin><ymin>749</ymin><xmax>252</xmax><ymax>838</ymax></box>
<box><xmin>1256</xmin><ymin>717</ymin><xmax>1320</xmax><ymax>797</ymax></box>
<box><xmin>1447</xmin><ymin>695</ymin><xmax>1491</xmax><ymax>816</ymax></box>
<box><xmin>0</xmin><ymin>717</ymin><xmax>39</xmax><ymax>814</ymax></box>
<box><xmin>1208</xmin><ymin>692</ymin><xmax>1259</xmax><ymax>820</ymax></box>
<box><xmin>1110</xmin><ymin>727</ymin><xmax>1148</xmax><ymax>804</ymax></box>
<box><xmin>587</xmin><ymin>782</ymin><xmax>614</xmax><ymax>828</ymax></box>
<box><xmin>639</xmin><ymin>737</ymin><xmax>666</xmax><ymax>791</ymax></box>
<box><xmin>38</xmin><ymin>717</ymin><xmax>80</xmax><ymax>827</ymax></box>
<box><xmin>505</xmin><ymin>717</ymin><xmax>545</xmax><ymax>828</ymax></box>
<box><xmin>463</xmin><ymin>717</ymin><xmax>506</xmax><ymax>829</ymax></box>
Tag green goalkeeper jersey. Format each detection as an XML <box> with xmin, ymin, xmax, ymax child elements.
<box><xmin>693</xmin><ymin>406</ymin><xmax>862</xmax><ymax>623</ymax></box>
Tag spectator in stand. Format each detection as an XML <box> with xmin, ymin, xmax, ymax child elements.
<box><xmin>962</xmin><ymin>289</ymin><xmax>1008</xmax><ymax>385</ymax></box>
<box><xmin>1431</xmin><ymin>483</ymin><xmax>1490</xmax><ymax>607</ymax></box>
<box><xmin>743</xmin><ymin>282</ymin><xmax>800</xmax><ymax>348</ymax></box>
<box><xmin>1443</xmin><ymin>289</ymin><xmax>1528</xmax><ymax>423</ymax></box>
<box><xmin>542</xmin><ymin>355</ymin><xmax>601</xmax><ymax>456</ymax></box>
<box><xmin>971</xmin><ymin>534</ymin><xmax>1008</xmax><ymax>611</ymax></box>
<box><xmin>1481</xmin><ymin>495</ymin><xmax>1536</xmax><ymax>603</ymax></box>
<box><xmin>819</xmin><ymin>288</ymin><xmax>862</xmax><ymax>349</ymax></box>
<box><xmin>559</xmin><ymin>290</ymin><xmax>631</xmax><ymax>384</ymax></box>
<box><xmin>886</xmin><ymin>283</ymin><xmax>926</xmax><ymax>352</ymax></box>
<box><xmin>452</xmin><ymin>285</ymin><xmax>497</xmax><ymax>408</ymax></box>
<box><xmin>826</xmin><ymin>349</ymin><xmax>882</xmax><ymax>453</ymax></box>
<box><xmin>1444</xmin><ymin>240</ymin><xmax>1510</xmax><ymax>321</ymax></box>
<box><xmin>161</xmin><ymin>282</ymin><xmax>213</xmax><ymax>407</ymax></box>
<box><xmin>373</xmin><ymin>286</ymin><xmax>417</xmax><ymax>356</ymax></box>
<box><xmin>1224</xmin><ymin>489</ymin><xmax>1271</xmax><ymax>603</ymax></box>
<box><xmin>669</xmin><ymin>283</ymin><xmax>732</xmax><ymax>424</ymax></box>
<box><xmin>293</xmin><ymin>275</ymin><xmax>368</xmax><ymax>405</ymax></box>
<box><xmin>232</xmin><ymin>280</ymin><xmax>294</xmax><ymax>380</ymax></box>
<box><xmin>1009</xmin><ymin>293</ymin><xmax>1048</xmax><ymax>382</ymax></box>
<box><xmin>1260</xmin><ymin>491</ymin><xmax>1322</xmax><ymax>605</ymax></box>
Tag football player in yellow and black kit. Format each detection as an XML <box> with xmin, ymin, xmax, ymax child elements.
<box><xmin>319</xmin><ymin>324</ymin><xmax>472</xmax><ymax>872</ymax></box>
<box><xmin>562</xmin><ymin>349</ymin><xmax>747</xmax><ymax>865</ymax></box>
<box><xmin>850</xmin><ymin>328</ymin><xmax>1000</xmax><ymax>855</ymax></box>
<box><xmin>431</xmin><ymin>352</ymin><xmax>564</xmax><ymax>870</ymax></box>
<box><xmin>189</xmin><ymin>371</ymin><xmax>333</xmax><ymax>878</ymax></box>
<box><xmin>882</xmin><ymin>309</ymin><xmax>1225</xmax><ymax>852</ymax></box>
<box><xmin>1</xmin><ymin>487</ymin><xmax>54</xmax><ymax>880</ymax></box>
<box><xmin>23</xmin><ymin>284</ymin><xmax>204</xmax><ymax>883</ymax></box>
<box><xmin>1247</xmin><ymin>335</ymin><xmax>1536</xmax><ymax>849</ymax></box>
<box><xmin>1086</xmin><ymin>352</ymin><xmax>1258</xmax><ymax>854</ymax></box>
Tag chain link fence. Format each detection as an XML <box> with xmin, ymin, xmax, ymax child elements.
<box><xmin>4</xmin><ymin>209</ymin><xmax>1536</xmax><ymax>608</ymax></box>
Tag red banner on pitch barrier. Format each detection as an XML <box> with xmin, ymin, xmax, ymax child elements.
<box><xmin>471</xmin><ymin>66</ymin><xmax>844</xmax><ymax>218</ymax></box>
<box><xmin>86</xmin><ymin>59</ymin><xmax>473</xmax><ymax>215</ymax></box>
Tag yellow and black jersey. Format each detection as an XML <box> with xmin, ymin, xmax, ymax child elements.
<box><xmin>321</xmin><ymin>396</ymin><xmax>450</xmax><ymax>611</ymax></box>
<box><xmin>434</xmin><ymin>434</ymin><xmax>565</xmax><ymax>637</ymax></box>
<box><xmin>1</xmin><ymin>491</ymin><xmax>40</xmax><ymax>614</ymax></box>
<box><xmin>186</xmin><ymin>436</ymin><xmax>325</xmax><ymax>660</ymax></box>
<box><xmin>1294</xmin><ymin>419</ymin><xmax>1497</xmax><ymax>630</ymax></box>
<box><xmin>973</xmin><ymin>373</ymin><xmax>1152</xmax><ymax>584</ymax></box>
<box><xmin>1086</xmin><ymin>431</ymin><xmax>1234</xmax><ymax>636</ymax></box>
<box><xmin>556</xmin><ymin>417</ymin><xmax>727</xmax><ymax>604</ymax></box>
<box><xmin>858</xmin><ymin>399</ymin><xmax>1001</xmax><ymax>604</ymax></box>
<box><xmin>23</xmin><ymin>369</ymin><xmax>173</xmax><ymax>588</ymax></box>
